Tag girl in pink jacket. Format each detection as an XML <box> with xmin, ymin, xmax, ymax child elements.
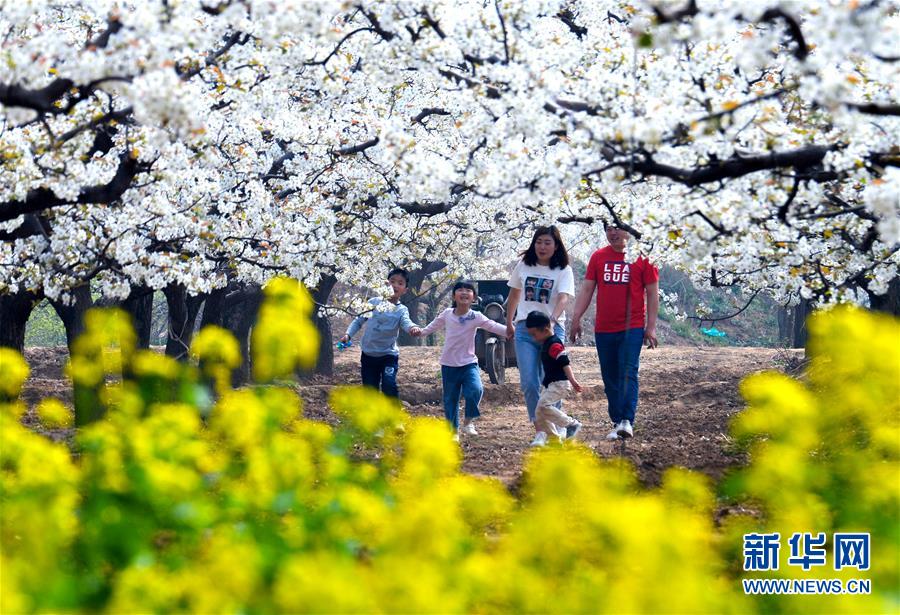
<box><xmin>417</xmin><ymin>281</ymin><xmax>510</xmax><ymax>441</ymax></box>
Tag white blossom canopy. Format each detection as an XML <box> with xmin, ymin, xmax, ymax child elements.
<box><xmin>1</xmin><ymin>0</ymin><xmax>897</xmax><ymax>308</ymax></box>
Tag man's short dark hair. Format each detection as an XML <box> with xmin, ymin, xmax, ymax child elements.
<box><xmin>603</xmin><ymin>219</ymin><xmax>637</xmax><ymax>237</ymax></box>
<box><xmin>525</xmin><ymin>311</ymin><xmax>551</xmax><ymax>329</ymax></box>
<box><xmin>388</xmin><ymin>268</ymin><xmax>409</xmax><ymax>284</ymax></box>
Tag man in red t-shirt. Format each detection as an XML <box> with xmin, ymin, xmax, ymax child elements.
<box><xmin>571</xmin><ymin>224</ymin><xmax>659</xmax><ymax>440</ymax></box>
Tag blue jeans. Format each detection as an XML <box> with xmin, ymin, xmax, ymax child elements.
<box><xmin>595</xmin><ymin>328</ymin><xmax>644</xmax><ymax>425</ymax></box>
<box><xmin>515</xmin><ymin>321</ymin><xmax>564</xmax><ymax>422</ymax></box>
<box><xmin>441</xmin><ymin>363</ymin><xmax>483</xmax><ymax>430</ymax></box>
<box><xmin>361</xmin><ymin>352</ymin><xmax>399</xmax><ymax>398</ymax></box>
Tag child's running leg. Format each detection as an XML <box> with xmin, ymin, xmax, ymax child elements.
<box><xmin>380</xmin><ymin>355</ymin><xmax>399</xmax><ymax>398</ymax></box>
<box><xmin>535</xmin><ymin>382</ymin><xmax>575</xmax><ymax>439</ymax></box>
<box><xmin>460</xmin><ymin>363</ymin><xmax>483</xmax><ymax>423</ymax></box>
<box><xmin>441</xmin><ymin>366</ymin><xmax>464</xmax><ymax>430</ymax></box>
<box><xmin>361</xmin><ymin>353</ymin><xmax>383</xmax><ymax>390</ymax></box>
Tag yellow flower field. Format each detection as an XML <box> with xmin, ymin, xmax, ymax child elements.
<box><xmin>1</xmin><ymin>279</ymin><xmax>897</xmax><ymax>613</ymax></box>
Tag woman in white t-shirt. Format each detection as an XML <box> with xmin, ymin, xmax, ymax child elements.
<box><xmin>506</xmin><ymin>226</ymin><xmax>576</xmax><ymax>435</ymax></box>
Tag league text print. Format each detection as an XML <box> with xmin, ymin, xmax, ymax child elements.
<box><xmin>603</xmin><ymin>262</ymin><xmax>630</xmax><ymax>285</ymax></box>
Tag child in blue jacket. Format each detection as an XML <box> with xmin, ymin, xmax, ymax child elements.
<box><xmin>340</xmin><ymin>268</ymin><xmax>421</xmax><ymax>398</ymax></box>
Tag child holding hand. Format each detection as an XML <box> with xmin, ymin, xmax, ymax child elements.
<box><xmin>415</xmin><ymin>281</ymin><xmax>510</xmax><ymax>440</ymax></box>
<box><xmin>340</xmin><ymin>268</ymin><xmax>421</xmax><ymax>399</ymax></box>
<box><xmin>524</xmin><ymin>311</ymin><xmax>583</xmax><ymax>447</ymax></box>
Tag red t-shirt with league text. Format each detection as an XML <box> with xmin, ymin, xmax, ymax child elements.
<box><xmin>585</xmin><ymin>246</ymin><xmax>659</xmax><ymax>333</ymax></box>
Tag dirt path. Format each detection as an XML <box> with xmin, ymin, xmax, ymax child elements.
<box><xmin>292</xmin><ymin>345</ymin><xmax>799</xmax><ymax>486</ymax></box>
<box><xmin>21</xmin><ymin>345</ymin><xmax>800</xmax><ymax>486</ymax></box>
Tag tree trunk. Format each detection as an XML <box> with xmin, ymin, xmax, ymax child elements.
<box><xmin>200</xmin><ymin>286</ymin><xmax>228</xmax><ymax>329</ymax></box>
<box><xmin>791</xmin><ymin>299</ymin><xmax>811</xmax><ymax>349</ymax></box>
<box><xmin>0</xmin><ymin>290</ymin><xmax>42</xmax><ymax>353</ymax></box>
<box><xmin>424</xmin><ymin>293</ymin><xmax>439</xmax><ymax>347</ymax></box>
<box><xmin>311</xmin><ymin>274</ymin><xmax>338</xmax><ymax>377</ymax></box>
<box><xmin>163</xmin><ymin>285</ymin><xmax>205</xmax><ymax>360</ymax></box>
<box><xmin>776</xmin><ymin>305</ymin><xmax>793</xmax><ymax>346</ymax></box>
<box><xmin>869</xmin><ymin>277</ymin><xmax>900</xmax><ymax>316</ymax></box>
<box><xmin>424</xmin><ymin>284</ymin><xmax>452</xmax><ymax>346</ymax></box>
<box><xmin>121</xmin><ymin>286</ymin><xmax>155</xmax><ymax>349</ymax></box>
<box><xmin>397</xmin><ymin>298</ymin><xmax>422</xmax><ymax>346</ymax></box>
<box><xmin>398</xmin><ymin>260</ymin><xmax>446</xmax><ymax>347</ymax></box>
<box><xmin>187</xmin><ymin>294</ymin><xmax>205</xmax><ymax>338</ymax></box>
<box><xmin>49</xmin><ymin>285</ymin><xmax>93</xmax><ymax>352</ymax></box>
<box><xmin>221</xmin><ymin>284</ymin><xmax>263</xmax><ymax>386</ymax></box>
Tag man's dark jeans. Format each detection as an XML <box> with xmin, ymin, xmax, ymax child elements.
<box><xmin>595</xmin><ymin>328</ymin><xmax>644</xmax><ymax>425</ymax></box>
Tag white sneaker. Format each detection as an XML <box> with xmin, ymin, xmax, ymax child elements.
<box><xmin>462</xmin><ymin>421</ymin><xmax>478</xmax><ymax>436</ymax></box>
<box><xmin>606</xmin><ymin>429</ymin><xmax>621</xmax><ymax>441</ymax></box>
<box><xmin>617</xmin><ymin>420</ymin><xmax>634</xmax><ymax>439</ymax></box>
<box><xmin>530</xmin><ymin>431</ymin><xmax>549</xmax><ymax>447</ymax></box>
<box><xmin>565</xmin><ymin>419</ymin><xmax>583</xmax><ymax>440</ymax></box>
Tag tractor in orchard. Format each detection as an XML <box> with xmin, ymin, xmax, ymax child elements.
<box><xmin>473</xmin><ymin>280</ymin><xmax>517</xmax><ymax>384</ymax></box>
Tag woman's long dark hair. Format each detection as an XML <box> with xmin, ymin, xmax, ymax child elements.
<box><xmin>520</xmin><ymin>225</ymin><xmax>569</xmax><ymax>269</ymax></box>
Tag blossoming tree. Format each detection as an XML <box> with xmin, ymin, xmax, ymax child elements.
<box><xmin>2</xmin><ymin>0</ymin><xmax>897</xmax><ymax>361</ymax></box>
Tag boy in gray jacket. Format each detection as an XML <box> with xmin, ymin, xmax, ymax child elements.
<box><xmin>340</xmin><ymin>268</ymin><xmax>421</xmax><ymax>398</ymax></box>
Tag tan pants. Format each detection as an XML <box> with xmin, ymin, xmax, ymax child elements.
<box><xmin>535</xmin><ymin>380</ymin><xmax>574</xmax><ymax>437</ymax></box>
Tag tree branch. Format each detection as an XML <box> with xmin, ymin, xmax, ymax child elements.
<box><xmin>595</xmin><ymin>195</ymin><xmax>643</xmax><ymax>239</ymax></box>
<box><xmin>394</xmin><ymin>201</ymin><xmax>454</xmax><ymax>216</ymax></box>
<box><xmin>438</xmin><ymin>68</ymin><xmax>502</xmax><ymax>99</ymax></box>
<box><xmin>759</xmin><ymin>8</ymin><xmax>808</xmax><ymax>60</ymax></box>
<box><xmin>652</xmin><ymin>0</ymin><xmax>699</xmax><ymax>24</ymax></box>
<box><xmin>687</xmin><ymin>289</ymin><xmax>761</xmax><ymax>324</ymax></box>
<box><xmin>0</xmin><ymin>79</ymin><xmax>74</xmax><ymax>113</ymax></box>
<box><xmin>304</xmin><ymin>27</ymin><xmax>376</xmax><ymax>66</ymax></box>
<box><xmin>337</xmin><ymin>137</ymin><xmax>379</xmax><ymax>155</ymax></box>
<box><xmin>557</xmin><ymin>8</ymin><xmax>588</xmax><ymax>39</ymax></box>
<box><xmin>556</xmin><ymin>215</ymin><xmax>595</xmax><ymax>224</ymax></box>
<box><xmin>176</xmin><ymin>30</ymin><xmax>246</xmax><ymax>80</ymax></box>
<box><xmin>625</xmin><ymin>145</ymin><xmax>840</xmax><ymax>187</ymax></box>
<box><xmin>847</xmin><ymin>102</ymin><xmax>900</xmax><ymax>116</ymax></box>
<box><xmin>494</xmin><ymin>0</ymin><xmax>510</xmax><ymax>64</ymax></box>
<box><xmin>0</xmin><ymin>154</ymin><xmax>148</xmax><ymax>222</ymax></box>
<box><xmin>358</xmin><ymin>8</ymin><xmax>396</xmax><ymax>41</ymax></box>
<box><xmin>411</xmin><ymin>107</ymin><xmax>450</xmax><ymax>124</ymax></box>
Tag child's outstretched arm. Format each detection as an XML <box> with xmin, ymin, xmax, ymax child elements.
<box><xmin>417</xmin><ymin>310</ymin><xmax>446</xmax><ymax>337</ymax></box>
<box><xmin>476</xmin><ymin>313</ymin><xmax>511</xmax><ymax>339</ymax></box>
<box><xmin>342</xmin><ymin>312</ymin><xmax>369</xmax><ymax>343</ymax></box>
<box><xmin>399</xmin><ymin>305</ymin><xmax>421</xmax><ymax>336</ymax></box>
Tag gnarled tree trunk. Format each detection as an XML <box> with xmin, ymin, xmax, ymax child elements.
<box><xmin>869</xmin><ymin>277</ymin><xmax>900</xmax><ymax>316</ymax></box>
<box><xmin>220</xmin><ymin>284</ymin><xmax>263</xmax><ymax>386</ymax></box>
<box><xmin>0</xmin><ymin>290</ymin><xmax>42</xmax><ymax>353</ymax></box>
<box><xmin>200</xmin><ymin>286</ymin><xmax>228</xmax><ymax>329</ymax></box>
<box><xmin>776</xmin><ymin>305</ymin><xmax>793</xmax><ymax>346</ymax></box>
<box><xmin>163</xmin><ymin>284</ymin><xmax>205</xmax><ymax>360</ymax></box>
<box><xmin>791</xmin><ymin>298</ymin><xmax>811</xmax><ymax>349</ymax></box>
<box><xmin>121</xmin><ymin>286</ymin><xmax>155</xmax><ymax>349</ymax></box>
<box><xmin>311</xmin><ymin>274</ymin><xmax>338</xmax><ymax>377</ymax></box>
<box><xmin>49</xmin><ymin>284</ymin><xmax>93</xmax><ymax>352</ymax></box>
<box><xmin>398</xmin><ymin>260</ymin><xmax>446</xmax><ymax>347</ymax></box>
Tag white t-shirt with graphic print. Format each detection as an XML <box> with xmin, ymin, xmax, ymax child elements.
<box><xmin>507</xmin><ymin>260</ymin><xmax>575</xmax><ymax>324</ymax></box>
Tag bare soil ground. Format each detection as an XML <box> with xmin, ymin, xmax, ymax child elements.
<box><xmin>18</xmin><ymin>344</ymin><xmax>800</xmax><ymax>488</ymax></box>
<box><xmin>337</xmin><ymin>345</ymin><xmax>801</xmax><ymax>486</ymax></box>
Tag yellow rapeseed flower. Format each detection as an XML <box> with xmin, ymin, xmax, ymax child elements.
<box><xmin>131</xmin><ymin>350</ymin><xmax>182</xmax><ymax>380</ymax></box>
<box><xmin>0</xmin><ymin>347</ymin><xmax>30</xmax><ymax>400</ymax></box>
<box><xmin>192</xmin><ymin>325</ymin><xmax>242</xmax><ymax>367</ymax></box>
<box><xmin>36</xmin><ymin>398</ymin><xmax>72</xmax><ymax>428</ymax></box>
